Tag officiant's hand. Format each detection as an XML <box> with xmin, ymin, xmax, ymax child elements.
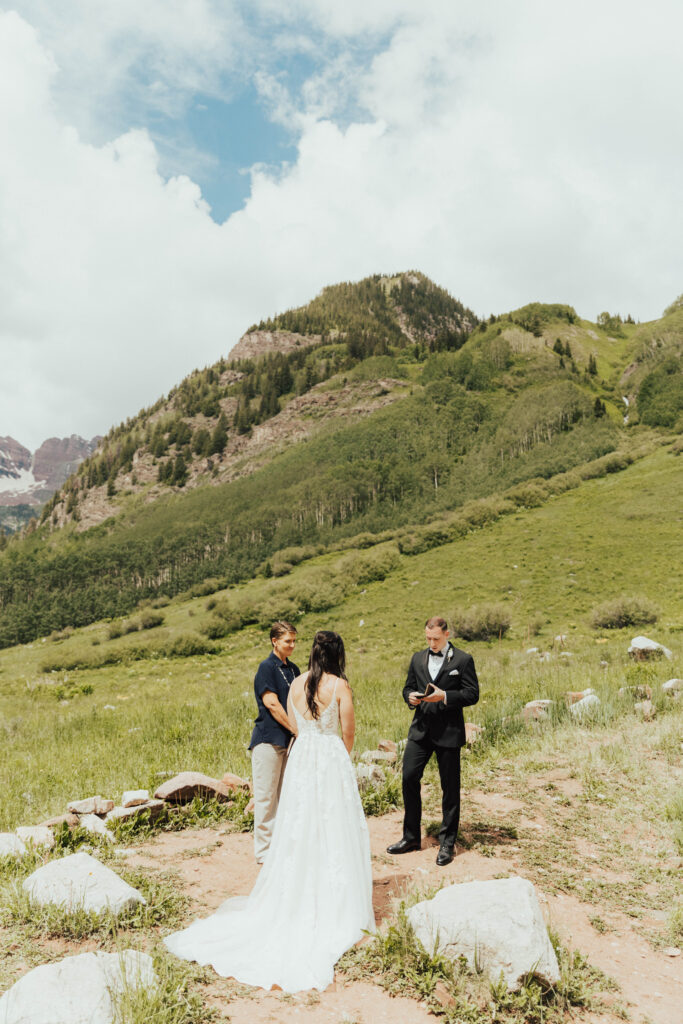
<box><xmin>421</xmin><ymin>685</ymin><xmax>446</xmax><ymax>703</ymax></box>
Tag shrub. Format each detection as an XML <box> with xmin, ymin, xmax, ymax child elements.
<box><xmin>107</xmin><ymin>621</ymin><xmax>123</xmax><ymax>640</ymax></box>
<box><xmin>122</xmin><ymin>618</ymin><xmax>141</xmax><ymax>635</ymax></box>
<box><xmin>139</xmin><ymin>610</ymin><xmax>165</xmax><ymax>630</ymax></box>
<box><xmin>160</xmin><ymin>634</ymin><xmax>218</xmax><ymax>657</ymax></box>
<box><xmin>339</xmin><ymin>545</ymin><xmax>400</xmax><ymax>584</ymax></box>
<box><xmin>47</xmin><ymin>626</ymin><xmax>73</xmax><ymax>642</ymax></box>
<box><xmin>451</xmin><ymin>603</ymin><xmax>511</xmax><ymax>641</ymax></box>
<box><xmin>189</xmin><ymin>578</ymin><xmax>225</xmax><ymax>598</ymax></box>
<box><xmin>505</xmin><ymin>481</ymin><xmax>549</xmax><ymax>508</ymax></box>
<box><xmin>591</xmin><ymin>595</ymin><xmax>659</xmax><ymax>630</ymax></box>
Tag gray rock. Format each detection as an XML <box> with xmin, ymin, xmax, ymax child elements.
<box><xmin>0</xmin><ymin>834</ymin><xmax>27</xmax><ymax>857</ymax></box>
<box><xmin>377</xmin><ymin>739</ymin><xmax>398</xmax><ymax>753</ymax></box>
<box><xmin>22</xmin><ymin>851</ymin><xmax>146</xmax><ymax>916</ymax></box>
<box><xmin>15</xmin><ymin>826</ymin><xmax>54</xmax><ymax>850</ymax></box>
<box><xmin>153</xmin><ymin>771</ymin><xmax>232</xmax><ymax>804</ymax></box>
<box><xmin>79</xmin><ymin>814</ymin><xmax>114</xmax><ymax>840</ymax></box>
<box><xmin>106</xmin><ymin>799</ymin><xmax>166</xmax><ymax>823</ymax></box>
<box><xmin>634</xmin><ymin>699</ymin><xmax>656</xmax><ymax>720</ymax></box>
<box><xmin>121</xmin><ymin>789</ymin><xmax>150</xmax><ymax>807</ymax></box>
<box><xmin>360</xmin><ymin>749</ymin><xmax>397</xmax><ymax>764</ymax></box>
<box><xmin>569</xmin><ymin>693</ymin><xmax>601</xmax><ymax>718</ymax></box>
<box><xmin>67</xmin><ymin>796</ymin><xmax>115</xmax><ymax>816</ymax></box>
<box><xmin>355</xmin><ymin>763</ymin><xmax>385</xmax><ymax>789</ymax></box>
<box><xmin>0</xmin><ymin>949</ymin><xmax>156</xmax><ymax>1024</ymax></box>
<box><xmin>522</xmin><ymin>699</ymin><xmax>553</xmax><ymax>723</ymax></box>
<box><xmin>628</xmin><ymin>635</ymin><xmax>673</xmax><ymax>660</ymax></box>
<box><xmin>407</xmin><ymin>876</ymin><xmax>560</xmax><ymax>990</ymax></box>
<box><xmin>662</xmin><ymin>678</ymin><xmax>682</xmax><ymax>695</ymax></box>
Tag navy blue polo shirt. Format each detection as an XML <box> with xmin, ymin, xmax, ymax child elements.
<box><xmin>249</xmin><ymin>651</ymin><xmax>300</xmax><ymax>750</ymax></box>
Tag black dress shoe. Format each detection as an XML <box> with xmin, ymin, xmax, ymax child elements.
<box><xmin>436</xmin><ymin>844</ymin><xmax>455</xmax><ymax>866</ymax></box>
<box><xmin>386</xmin><ymin>839</ymin><xmax>420</xmax><ymax>855</ymax></box>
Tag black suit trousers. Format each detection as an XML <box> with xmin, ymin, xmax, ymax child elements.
<box><xmin>402</xmin><ymin>737</ymin><xmax>461</xmax><ymax>847</ymax></box>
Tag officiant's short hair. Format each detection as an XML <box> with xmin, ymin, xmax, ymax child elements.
<box><xmin>425</xmin><ymin>616</ymin><xmax>448</xmax><ymax>632</ymax></box>
<box><xmin>270</xmin><ymin>620</ymin><xmax>297</xmax><ymax>640</ymax></box>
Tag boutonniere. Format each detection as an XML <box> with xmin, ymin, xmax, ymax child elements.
<box><xmin>447</xmin><ymin>648</ymin><xmax>453</xmax><ymax>660</ymax></box>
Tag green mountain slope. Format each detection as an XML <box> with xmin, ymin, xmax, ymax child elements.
<box><xmin>0</xmin><ymin>274</ymin><xmax>680</xmax><ymax>648</ymax></box>
<box><xmin>0</xmin><ymin>443</ymin><xmax>679</xmax><ymax>830</ymax></box>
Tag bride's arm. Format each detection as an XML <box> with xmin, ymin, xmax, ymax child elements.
<box><xmin>286</xmin><ymin>690</ymin><xmax>298</xmax><ymax>738</ymax></box>
<box><xmin>338</xmin><ymin>679</ymin><xmax>355</xmax><ymax>754</ymax></box>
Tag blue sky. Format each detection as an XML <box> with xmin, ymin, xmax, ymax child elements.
<box><xmin>1</xmin><ymin>1</ymin><xmax>682</xmax><ymax>448</ymax></box>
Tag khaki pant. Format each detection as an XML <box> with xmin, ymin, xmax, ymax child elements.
<box><xmin>251</xmin><ymin>742</ymin><xmax>288</xmax><ymax>863</ymax></box>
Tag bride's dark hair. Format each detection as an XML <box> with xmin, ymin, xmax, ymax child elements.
<box><xmin>306</xmin><ymin>630</ymin><xmax>347</xmax><ymax>720</ymax></box>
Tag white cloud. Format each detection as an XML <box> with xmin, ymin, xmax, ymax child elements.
<box><xmin>1</xmin><ymin>3</ymin><xmax>682</xmax><ymax>450</ymax></box>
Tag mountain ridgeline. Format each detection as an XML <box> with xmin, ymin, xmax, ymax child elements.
<box><xmin>0</xmin><ymin>272</ymin><xmax>681</xmax><ymax>648</ymax></box>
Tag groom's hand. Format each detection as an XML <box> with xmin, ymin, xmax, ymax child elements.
<box><xmin>421</xmin><ymin>685</ymin><xmax>445</xmax><ymax>703</ymax></box>
<box><xmin>408</xmin><ymin>691</ymin><xmax>423</xmax><ymax>706</ymax></box>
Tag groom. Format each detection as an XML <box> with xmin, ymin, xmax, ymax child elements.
<box><xmin>387</xmin><ymin>616</ymin><xmax>479</xmax><ymax>866</ymax></box>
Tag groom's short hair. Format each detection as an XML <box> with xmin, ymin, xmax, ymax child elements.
<box><xmin>425</xmin><ymin>616</ymin><xmax>448</xmax><ymax>632</ymax></box>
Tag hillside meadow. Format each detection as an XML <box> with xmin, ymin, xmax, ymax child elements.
<box><xmin>0</xmin><ymin>442</ymin><xmax>680</xmax><ymax>833</ymax></box>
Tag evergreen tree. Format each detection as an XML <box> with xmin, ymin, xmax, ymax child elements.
<box><xmin>210</xmin><ymin>414</ymin><xmax>229</xmax><ymax>455</ymax></box>
<box><xmin>553</xmin><ymin>338</ymin><xmax>564</xmax><ymax>355</ymax></box>
<box><xmin>564</xmin><ymin>340</ymin><xmax>572</xmax><ymax>358</ymax></box>
<box><xmin>588</xmin><ymin>353</ymin><xmax>598</xmax><ymax>376</ymax></box>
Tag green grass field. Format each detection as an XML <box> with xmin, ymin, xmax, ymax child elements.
<box><xmin>0</xmin><ymin>443</ymin><xmax>680</xmax><ymax>832</ymax></box>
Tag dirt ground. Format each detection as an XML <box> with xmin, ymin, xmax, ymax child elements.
<box><xmin>122</xmin><ymin>798</ymin><xmax>683</xmax><ymax>1024</ymax></box>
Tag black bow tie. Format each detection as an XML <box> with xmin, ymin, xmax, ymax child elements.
<box><xmin>429</xmin><ymin>650</ymin><xmax>445</xmax><ymax>658</ymax></box>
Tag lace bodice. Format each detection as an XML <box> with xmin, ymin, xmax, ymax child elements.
<box><xmin>291</xmin><ymin>679</ymin><xmax>340</xmax><ymax>736</ymax></box>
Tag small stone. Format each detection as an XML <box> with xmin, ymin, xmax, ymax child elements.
<box><xmin>618</xmin><ymin>685</ymin><xmax>652</xmax><ymax>700</ymax></box>
<box><xmin>559</xmin><ymin>651</ymin><xmax>573</xmax><ymax>658</ymax></box>
<box><xmin>634</xmin><ymin>699</ymin><xmax>656</xmax><ymax>720</ymax></box>
<box><xmin>465</xmin><ymin>722</ymin><xmax>485</xmax><ymax>744</ymax></box>
<box><xmin>522</xmin><ymin>699</ymin><xmax>553</xmax><ymax>723</ymax></box>
<box><xmin>15</xmin><ymin>826</ymin><xmax>55</xmax><ymax>850</ymax></box>
<box><xmin>555</xmin><ymin>634</ymin><xmax>568</xmax><ymax>644</ymax></box>
<box><xmin>377</xmin><ymin>739</ymin><xmax>397</xmax><ymax>753</ymax></box>
<box><xmin>121</xmin><ymin>789</ymin><xmax>150</xmax><ymax>807</ymax></box>
<box><xmin>432</xmin><ymin>980</ymin><xmax>457</xmax><ymax>1008</ymax></box>
<box><xmin>39</xmin><ymin>813</ymin><xmax>80</xmax><ymax>829</ymax></box>
<box><xmin>662</xmin><ymin>678</ymin><xmax>682</xmax><ymax>695</ymax></box>
<box><xmin>525</xmin><ymin>647</ymin><xmax>539</xmax><ymax>654</ymax></box>
<box><xmin>67</xmin><ymin>796</ymin><xmax>115</xmax><ymax>816</ymax></box>
<box><xmin>570</xmin><ymin>693</ymin><xmax>601</xmax><ymax>718</ymax></box>
<box><xmin>106</xmin><ymin>800</ymin><xmax>166</xmax><ymax>823</ymax></box>
<box><xmin>355</xmin><ymin>763</ymin><xmax>384</xmax><ymax>789</ymax></box>
<box><xmin>79</xmin><ymin>814</ymin><xmax>114</xmax><ymax>840</ymax></box>
<box><xmin>0</xmin><ymin>834</ymin><xmax>27</xmax><ymax>857</ymax></box>
<box><xmin>662</xmin><ymin>947</ymin><xmax>680</xmax><ymax>957</ymax></box>
<box><xmin>153</xmin><ymin>771</ymin><xmax>232</xmax><ymax>804</ymax></box>
<box><xmin>220</xmin><ymin>773</ymin><xmax>251</xmax><ymax>792</ymax></box>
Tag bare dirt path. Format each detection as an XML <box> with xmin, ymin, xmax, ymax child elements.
<box><xmin>124</xmin><ymin>799</ymin><xmax>682</xmax><ymax>1024</ymax></box>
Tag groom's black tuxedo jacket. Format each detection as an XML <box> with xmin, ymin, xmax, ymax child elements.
<box><xmin>402</xmin><ymin>643</ymin><xmax>479</xmax><ymax>749</ymax></box>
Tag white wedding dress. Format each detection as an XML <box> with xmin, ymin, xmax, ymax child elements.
<box><xmin>164</xmin><ymin>680</ymin><xmax>375</xmax><ymax>992</ymax></box>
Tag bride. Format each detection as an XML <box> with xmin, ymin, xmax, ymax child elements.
<box><xmin>164</xmin><ymin>630</ymin><xmax>375</xmax><ymax>992</ymax></box>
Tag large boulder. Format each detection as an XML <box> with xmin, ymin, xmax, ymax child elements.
<box><xmin>0</xmin><ymin>834</ymin><xmax>27</xmax><ymax>857</ymax></box>
<box><xmin>407</xmin><ymin>877</ymin><xmax>560</xmax><ymax>990</ymax></box>
<box><xmin>0</xmin><ymin>949</ymin><xmax>156</xmax><ymax>1024</ymax></box>
<box><xmin>153</xmin><ymin>771</ymin><xmax>232</xmax><ymax>804</ymax></box>
<box><xmin>22</xmin><ymin>851</ymin><xmax>146</xmax><ymax>916</ymax></box>
<box><xmin>628</xmin><ymin>635</ymin><xmax>673</xmax><ymax>660</ymax></box>
<box><xmin>662</xmin><ymin>678</ymin><xmax>682</xmax><ymax>696</ymax></box>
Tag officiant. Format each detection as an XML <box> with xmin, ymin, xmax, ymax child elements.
<box><xmin>249</xmin><ymin>621</ymin><xmax>299</xmax><ymax>864</ymax></box>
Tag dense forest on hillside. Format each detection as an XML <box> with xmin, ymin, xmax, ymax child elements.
<box><xmin>0</xmin><ymin>274</ymin><xmax>681</xmax><ymax>648</ymax></box>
